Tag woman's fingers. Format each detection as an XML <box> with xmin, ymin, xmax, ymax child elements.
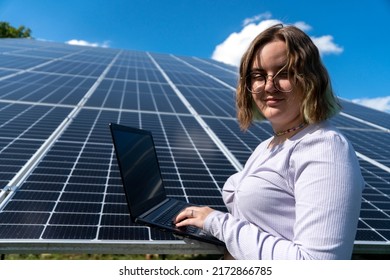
<box><xmin>173</xmin><ymin>206</ymin><xmax>214</xmax><ymax>228</ymax></box>
<box><xmin>174</xmin><ymin>207</ymin><xmax>195</xmax><ymax>224</ymax></box>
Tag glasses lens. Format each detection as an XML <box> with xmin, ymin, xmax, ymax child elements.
<box><xmin>246</xmin><ymin>73</ymin><xmax>265</xmax><ymax>93</ymax></box>
<box><xmin>274</xmin><ymin>72</ymin><xmax>292</xmax><ymax>92</ymax></box>
<box><xmin>246</xmin><ymin>71</ymin><xmax>292</xmax><ymax>93</ymax></box>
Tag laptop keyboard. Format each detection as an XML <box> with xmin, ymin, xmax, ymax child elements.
<box><xmin>152</xmin><ymin>202</ymin><xmax>199</xmax><ymax>233</ymax></box>
<box><xmin>154</xmin><ymin>202</ymin><xmax>186</xmax><ymax>226</ymax></box>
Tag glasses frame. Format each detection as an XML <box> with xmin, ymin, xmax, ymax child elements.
<box><xmin>245</xmin><ymin>67</ymin><xmax>293</xmax><ymax>94</ymax></box>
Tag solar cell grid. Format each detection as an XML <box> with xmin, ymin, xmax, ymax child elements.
<box><xmin>0</xmin><ymin>97</ymin><xmax>231</xmax><ymax>243</ymax></box>
<box><xmin>341</xmin><ymin>130</ymin><xmax>390</xmax><ymax>168</ymax></box>
<box><xmin>355</xmin><ymin>158</ymin><xmax>390</xmax><ymax>244</ymax></box>
<box><xmin>0</xmin><ymin>69</ymin><xmax>17</xmax><ymax>78</ymax></box>
<box><xmin>0</xmin><ymin>54</ymin><xmax>49</xmax><ymax>69</ymax></box>
<box><xmin>340</xmin><ymin>99</ymin><xmax>390</xmax><ymax>129</ymax></box>
<box><xmin>0</xmin><ymin>225</ymin><xmax>44</xmax><ymax>239</ymax></box>
<box><xmin>178</xmin><ymin>55</ymin><xmax>238</xmax><ymax>72</ymax></box>
<box><xmin>178</xmin><ymin>86</ymin><xmax>234</xmax><ymax>117</ymax></box>
<box><xmin>0</xmin><ymin>103</ymin><xmax>70</xmax><ymax>188</ymax></box>
<box><xmin>11</xmin><ymin>106</ymin><xmax>68</xmax><ymax>138</ymax></box>
<box><xmin>172</xmin><ymin>56</ymin><xmax>239</xmax><ymax>89</ymax></box>
<box><xmin>65</xmin><ymin>52</ymin><xmax>117</xmax><ymax>64</ymax></box>
<box><xmin>38</xmin><ymin>60</ymin><xmax>107</xmax><ymax>77</ymax></box>
<box><xmin>14</xmin><ymin>49</ymin><xmax>71</xmax><ymax>59</ymax></box>
<box><xmin>0</xmin><ymin>45</ymin><xmax>20</xmax><ymax>53</ymax></box>
<box><xmin>330</xmin><ymin>114</ymin><xmax>380</xmax><ymax>129</ymax></box>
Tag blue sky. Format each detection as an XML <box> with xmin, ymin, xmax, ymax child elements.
<box><xmin>1</xmin><ymin>0</ymin><xmax>390</xmax><ymax>112</ymax></box>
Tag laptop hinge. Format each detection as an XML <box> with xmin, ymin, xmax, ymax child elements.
<box><xmin>138</xmin><ymin>198</ymin><xmax>170</xmax><ymax>219</ymax></box>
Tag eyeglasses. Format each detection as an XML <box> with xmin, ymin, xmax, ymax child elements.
<box><xmin>245</xmin><ymin>69</ymin><xmax>293</xmax><ymax>94</ymax></box>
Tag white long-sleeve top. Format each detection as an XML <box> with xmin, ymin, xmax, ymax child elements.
<box><xmin>203</xmin><ymin>121</ymin><xmax>365</xmax><ymax>259</ymax></box>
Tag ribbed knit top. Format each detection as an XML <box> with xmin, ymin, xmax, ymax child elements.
<box><xmin>203</xmin><ymin>121</ymin><xmax>365</xmax><ymax>259</ymax></box>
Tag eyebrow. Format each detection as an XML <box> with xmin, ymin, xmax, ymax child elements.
<box><xmin>249</xmin><ymin>67</ymin><xmax>263</xmax><ymax>72</ymax></box>
<box><xmin>250</xmin><ymin>60</ymin><xmax>288</xmax><ymax>72</ymax></box>
<box><xmin>250</xmin><ymin>63</ymin><xmax>288</xmax><ymax>73</ymax></box>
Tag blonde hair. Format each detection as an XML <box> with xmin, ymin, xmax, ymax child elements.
<box><xmin>236</xmin><ymin>24</ymin><xmax>341</xmax><ymax>131</ymax></box>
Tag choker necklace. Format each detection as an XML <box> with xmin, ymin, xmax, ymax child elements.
<box><xmin>274</xmin><ymin>122</ymin><xmax>306</xmax><ymax>137</ymax></box>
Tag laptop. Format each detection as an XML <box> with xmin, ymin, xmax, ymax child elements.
<box><xmin>109</xmin><ymin>123</ymin><xmax>225</xmax><ymax>246</ymax></box>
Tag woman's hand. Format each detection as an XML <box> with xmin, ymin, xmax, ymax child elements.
<box><xmin>174</xmin><ymin>206</ymin><xmax>215</xmax><ymax>229</ymax></box>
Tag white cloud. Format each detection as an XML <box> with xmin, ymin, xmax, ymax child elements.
<box><xmin>311</xmin><ymin>35</ymin><xmax>343</xmax><ymax>55</ymax></box>
<box><xmin>352</xmin><ymin>96</ymin><xmax>390</xmax><ymax>112</ymax></box>
<box><xmin>242</xmin><ymin>12</ymin><xmax>272</xmax><ymax>26</ymax></box>
<box><xmin>293</xmin><ymin>21</ymin><xmax>312</xmax><ymax>32</ymax></box>
<box><xmin>66</xmin><ymin>39</ymin><xmax>110</xmax><ymax>48</ymax></box>
<box><xmin>211</xmin><ymin>16</ymin><xmax>343</xmax><ymax>66</ymax></box>
<box><xmin>211</xmin><ymin>19</ymin><xmax>281</xmax><ymax>66</ymax></box>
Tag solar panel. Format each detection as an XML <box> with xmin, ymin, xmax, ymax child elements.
<box><xmin>0</xmin><ymin>38</ymin><xmax>389</xmax><ymax>256</ymax></box>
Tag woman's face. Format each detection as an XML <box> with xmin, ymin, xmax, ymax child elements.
<box><xmin>250</xmin><ymin>40</ymin><xmax>304</xmax><ymax>130</ymax></box>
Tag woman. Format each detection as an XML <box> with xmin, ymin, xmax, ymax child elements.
<box><xmin>174</xmin><ymin>24</ymin><xmax>365</xmax><ymax>259</ymax></box>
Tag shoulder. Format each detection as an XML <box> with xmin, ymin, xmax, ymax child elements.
<box><xmin>248</xmin><ymin>136</ymin><xmax>273</xmax><ymax>158</ymax></box>
<box><xmin>289</xmin><ymin>121</ymin><xmax>359</xmax><ymax>167</ymax></box>
<box><xmin>288</xmin><ymin>121</ymin><xmax>364</xmax><ymax>185</ymax></box>
<box><xmin>294</xmin><ymin>121</ymin><xmax>351</xmax><ymax>150</ymax></box>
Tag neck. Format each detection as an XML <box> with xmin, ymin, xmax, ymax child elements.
<box><xmin>273</xmin><ymin>122</ymin><xmax>306</xmax><ymax>137</ymax></box>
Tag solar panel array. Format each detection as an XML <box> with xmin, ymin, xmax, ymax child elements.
<box><xmin>0</xmin><ymin>39</ymin><xmax>389</xmax><ymax>255</ymax></box>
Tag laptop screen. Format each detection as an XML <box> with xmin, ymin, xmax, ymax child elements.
<box><xmin>110</xmin><ymin>124</ymin><xmax>166</xmax><ymax>218</ymax></box>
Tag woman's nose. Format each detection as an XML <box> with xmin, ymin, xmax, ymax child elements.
<box><xmin>264</xmin><ymin>75</ymin><xmax>277</xmax><ymax>92</ymax></box>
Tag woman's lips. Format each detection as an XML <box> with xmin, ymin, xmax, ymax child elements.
<box><xmin>264</xmin><ymin>98</ymin><xmax>283</xmax><ymax>106</ymax></box>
